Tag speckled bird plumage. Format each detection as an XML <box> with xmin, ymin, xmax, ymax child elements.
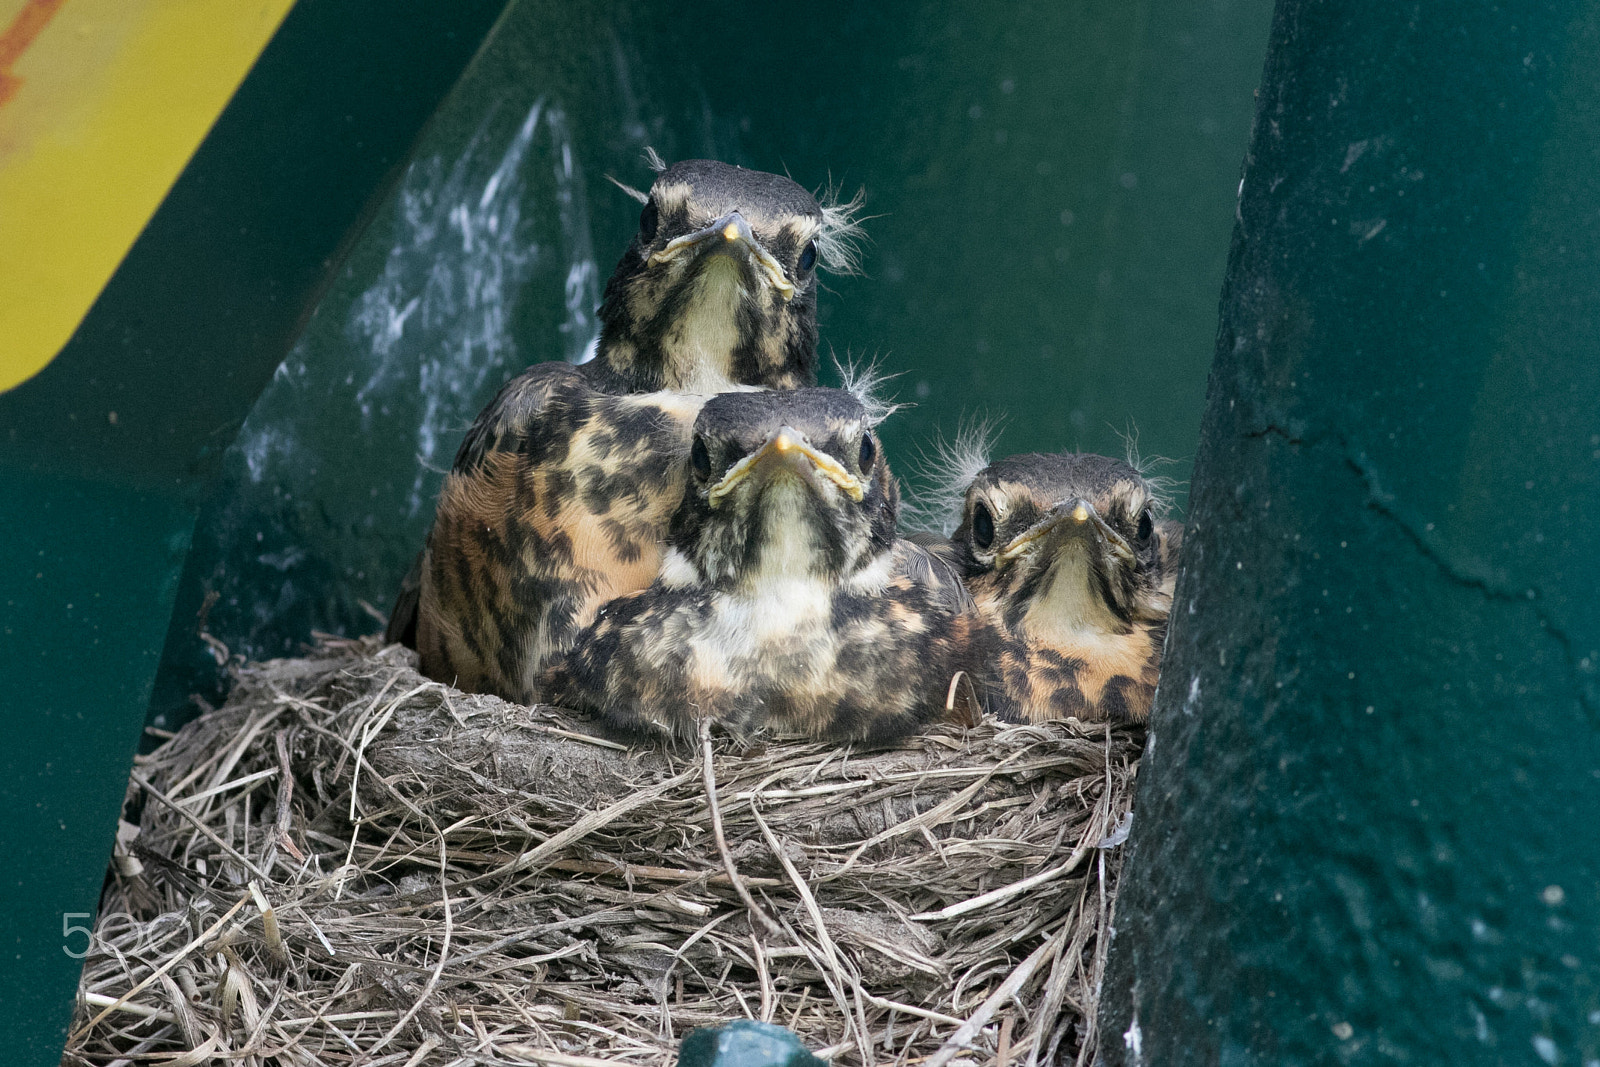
<box><xmin>542</xmin><ymin>389</ymin><xmax>978</xmax><ymax>743</ymax></box>
<box><xmin>588</xmin><ymin>158</ymin><xmax>862</xmax><ymax>394</ymax></box>
<box><xmin>950</xmin><ymin>452</ymin><xmax>1182</xmax><ymax>724</ymax></box>
<box><xmin>412</xmin><ymin>364</ymin><xmax>712</xmax><ymax>700</ymax></box>
<box><xmin>389</xmin><ymin>159</ymin><xmax>863</xmax><ymax>698</ymax></box>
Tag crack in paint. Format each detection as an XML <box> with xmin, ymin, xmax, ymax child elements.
<box><xmin>1243</xmin><ymin>422</ymin><xmax>1311</xmax><ymax>446</ymax></box>
<box><xmin>1235</xmin><ymin>424</ymin><xmax>1596</xmax><ymax>720</ymax></box>
<box><xmin>1340</xmin><ymin>445</ymin><xmax>1596</xmax><ymax>720</ymax></box>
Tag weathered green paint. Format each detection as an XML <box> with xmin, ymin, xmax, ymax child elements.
<box><xmin>149</xmin><ymin>0</ymin><xmax>1275</xmax><ymax>728</ymax></box>
<box><xmin>1101</xmin><ymin>2</ymin><xmax>1600</xmax><ymax>1063</ymax></box>
<box><xmin>0</xmin><ymin>3</ymin><xmax>506</xmax><ymax>1057</ymax></box>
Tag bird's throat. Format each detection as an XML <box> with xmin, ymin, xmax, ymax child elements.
<box><xmin>745</xmin><ymin>477</ymin><xmax>825</xmax><ymax>585</ymax></box>
<box><xmin>662</xmin><ymin>256</ymin><xmax>745</xmax><ymax>393</ymax></box>
<box><xmin>708</xmin><ymin>478</ymin><xmax>834</xmax><ymax>639</ymax></box>
<box><xmin>1020</xmin><ymin>542</ymin><xmax>1128</xmax><ymax>647</ymax></box>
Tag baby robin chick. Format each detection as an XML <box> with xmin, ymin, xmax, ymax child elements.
<box><xmin>591</xmin><ymin>155</ymin><xmax>863</xmax><ymax>393</ymax></box>
<box><xmin>542</xmin><ymin>388</ymin><xmax>977</xmax><ymax>744</ymax></box>
<box><xmin>389</xmin><ymin>158</ymin><xmax>864</xmax><ymax>697</ymax></box>
<box><xmin>410</xmin><ymin>368</ymin><xmax>711</xmax><ymax>701</ymax></box>
<box><xmin>948</xmin><ymin>450</ymin><xmax>1182</xmax><ymax>723</ymax></box>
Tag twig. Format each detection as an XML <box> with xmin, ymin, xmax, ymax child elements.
<box><xmin>545</xmin><ymin>857</ymin><xmax>782</xmax><ymax>888</ymax></box>
<box><xmin>250</xmin><ymin>881</ymin><xmax>288</xmax><ymax>965</ymax></box>
<box><xmin>910</xmin><ymin>842</ymin><xmax>1094</xmax><ymax>922</ymax></box>
<box><xmin>273</xmin><ymin>729</ymin><xmax>296</xmax><ymax>838</ymax></box>
<box><xmin>925</xmin><ymin>924</ymin><xmax>1067</xmax><ymax>1067</ymax></box>
<box><xmin>132</xmin><ymin>771</ymin><xmax>270</xmax><ymax>881</ymax></box>
<box><xmin>80</xmin><ymin>992</ymin><xmax>176</xmax><ymax>1023</ymax></box>
<box><xmin>474</xmin><ymin>769</ymin><xmax>700</xmax><ymax>885</ymax></box>
<box><xmin>497</xmin><ymin>1046</ymin><xmax>644</xmax><ymax>1067</ymax></box>
<box><xmin>752</xmin><ymin>933</ymin><xmax>774</xmax><ymax>1022</ymax></box>
<box><xmin>364</xmin><ymin>833</ymin><xmax>454</xmax><ymax>1058</ymax></box>
<box><xmin>752</xmin><ymin>804</ymin><xmax>873</xmax><ymax>1060</ymax></box>
<box><xmin>700</xmin><ymin>720</ymin><xmax>778</xmax><ymax>936</ymax></box>
<box><xmin>176</xmin><ymin>766</ymin><xmax>278</xmax><ymax>808</ymax></box>
<box><xmin>401</xmin><ymin>1036</ymin><xmax>443</xmax><ymax>1067</ymax></box>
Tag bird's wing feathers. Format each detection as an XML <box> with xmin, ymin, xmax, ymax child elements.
<box><xmin>895</xmin><ymin>535</ymin><xmax>977</xmax><ymax>615</ymax></box>
<box><xmin>452</xmin><ymin>361</ymin><xmax>587</xmax><ymax>474</ymax></box>
<box><xmin>1157</xmin><ymin>518</ymin><xmax>1185</xmax><ymax>572</ymax></box>
<box><xmin>384</xmin><ymin>549</ymin><xmax>424</xmax><ymax>649</ymax></box>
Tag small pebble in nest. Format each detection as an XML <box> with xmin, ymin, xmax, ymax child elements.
<box><xmin>542</xmin><ymin>387</ymin><xmax>979</xmax><ymax>743</ymax></box>
<box><xmin>948</xmin><ymin>450</ymin><xmax>1183</xmax><ymax>723</ymax></box>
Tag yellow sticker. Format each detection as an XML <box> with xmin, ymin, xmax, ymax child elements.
<box><xmin>0</xmin><ymin>0</ymin><xmax>296</xmax><ymax>393</ymax></box>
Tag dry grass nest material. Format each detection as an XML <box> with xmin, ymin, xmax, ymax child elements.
<box><xmin>67</xmin><ymin>636</ymin><xmax>1142</xmax><ymax>1067</ymax></box>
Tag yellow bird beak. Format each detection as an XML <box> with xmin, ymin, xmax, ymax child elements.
<box><xmin>997</xmin><ymin>498</ymin><xmax>1134</xmax><ymax>565</ymax></box>
<box><xmin>647</xmin><ymin>211</ymin><xmax>797</xmax><ymax>301</ymax></box>
<box><xmin>708</xmin><ymin>427</ymin><xmax>864</xmax><ymax>506</ymax></box>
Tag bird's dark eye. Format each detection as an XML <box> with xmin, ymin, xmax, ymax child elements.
<box><xmin>858</xmin><ymin>433</ymin><xmax>876</xmax><ymax>473</ymax></box>
<box><xmin>690</xmin><ymin>437</ymin><xmax>710</xmax><ymax>480</ymax></box>
<box><xmin>798</xmin><ymin>240</ymin><xmax>818</xmax><ymax>273</ymax></box>
<box><xmin>1137</xmin><ymin>511</ymin><xmax>1154</xmax><ymax>544</ymax></box>
<box><xmin>971</xmin><ymin>502</ymin><xmax>996</xmax><ymax>550</ymax></box>
<box><xmin>639</xmin><ymin>200</ymin><xmax>659</xmax><ymax>243</ymax></box>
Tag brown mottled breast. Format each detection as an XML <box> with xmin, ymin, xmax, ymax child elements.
<box><xmin>542</xmin><ymin>538</ymin><xmax>981</xmax><ymax>745</ymax></box>
<box><xmin>975</xmin><ymin>601</ymin><xmax>1164</xmax><ymax>725</ymax></box>
<box><xmin>967</xmin><ymin>552</ymin><xmax>1170</xmax><ymax>726</ymax></box>
<box><xmin>414</xmin><ymin>362</ymin><xmax>708</xmax><ymax>703</ymax></box>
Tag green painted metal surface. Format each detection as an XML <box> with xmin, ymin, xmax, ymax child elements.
<box><xmin>0</xmin><ymin>2</ymin><xmax>506</xmax><ymax>1057</ymax></box>
<box><xmin>1101</xmin><ymin>2</ymin><xmax>1600</xmax><ymax>1063</ymax></box>
<box><xmin>149</xmin><ymin>0</ymin><xmax>1275</xmax><ymax>730</ymax></box>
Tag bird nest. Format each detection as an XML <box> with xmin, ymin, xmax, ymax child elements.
<box><xmin>65</xmin><ymin>636</ymin><xmax>1141</xmax><ymax>1066</ymax></box>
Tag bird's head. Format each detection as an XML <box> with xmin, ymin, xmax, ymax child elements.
<box><xmin>597</xmin><ymin>158</ymin><xmax>863</xmax><ymax>393</ymax></box>
<box><xmin>954</xmin><ymin>454</ymin><xmax>1181</xmax><ymax>641</ymax></box>
<box><xmin>665</xmin><ymin>389</ymin><xmax>897</xmax><ymax>590</ymax></box>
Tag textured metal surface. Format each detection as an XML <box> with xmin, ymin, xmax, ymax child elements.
<box><xmin>1101</xmin><ymin>2</ymin><xmax>1600</xmax><ymax>1062</ymax></box>
<box><xmin>0</xmin><ymin>2</ymin><xmax>505</xmax><ymax>1058</ymax></box>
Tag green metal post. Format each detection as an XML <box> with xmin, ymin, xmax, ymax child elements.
<box><xmin>0</xmin><ymin>3</ymin><xmax>506</xmax><ymax>1058</ymax></box>
<box><xmin>1101</xmin><ymin>2</ymin><xmax>1600</xmax><ymax>1063</ymax></box>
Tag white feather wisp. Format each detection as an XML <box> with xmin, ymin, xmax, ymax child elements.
<box><xmin>814</xmin><ymin>182</ymin><xmax>868</xmax><ymax>276</ymax></box>
<box><xmin>1115</xmin><ymin>424</ymin><xmax>1180</xmax><ymax>516</ymax></box>
<box><xmin>901</xmin><ymin>417</ymin><xmax>1001</xmax><ymax>536</ymax></box>
<box><xmin>832</xmin><ymin>354</ymin><xmax>903</xmax><ymax>428</ymax></box>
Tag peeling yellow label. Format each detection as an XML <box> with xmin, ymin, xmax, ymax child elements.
<box><xmin>0</xmin><ymin>0</ymin><xmax>296</xmax><ymax>393</ymax></box>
